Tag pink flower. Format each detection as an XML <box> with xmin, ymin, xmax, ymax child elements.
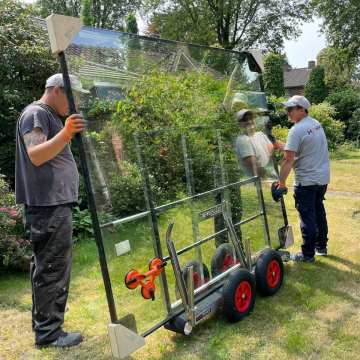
<box><xmin>0</xmin><ymin>207</ymin><xmax>6</xmax><ymax>211</ymax></box>
<box><xmin>135</xmin><ymin>98</ymin><xmax>139</xmax><ymax>102</ymax></box>
<box><xmin>15</xmin><ymin>242</ymin><xmax>20</xmax><ymax>247</ymax></box>
<box><xmin>7</xmin><ymin>206</ymin><xmax>12</xmax><ymax>210</ymax></box>
<box><xmin>10</xmin><ymin>210</ymin><xmax>15</xmax><ymax>214</ymax></box>
<box><xmin>12</xmin><ymin>213</ymin><xmax>18</xmax><ymax>217</ymax></box>
<box><xmin>19</xmin><ymin>238</ymin><xmax>24</xmax><ymax>243</ymax></box>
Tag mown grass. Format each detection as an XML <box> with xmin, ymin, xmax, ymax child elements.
<box><xmin>1</xmin><ymin>154</ymin><xmax>360</xmax><ymax>360</ymax></box>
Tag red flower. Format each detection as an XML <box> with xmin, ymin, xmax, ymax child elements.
<box><xmin>159</xmin><ymin>147</ymin><xmax>168</xmax><ymax>155</ymax></box>
<box><xmin>135</xmin><ymin>98</ymin><xmax>139</xmax><ymax>102</ymax></box>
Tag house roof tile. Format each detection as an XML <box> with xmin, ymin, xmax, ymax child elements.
<box><xmin>284</xmin><ymin>68</ymin><xmax>311</xmax><ymax>88</ymax></box>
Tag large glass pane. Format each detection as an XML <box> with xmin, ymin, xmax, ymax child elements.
<box><xmin>63</xmin><ymin>26</ymin><xmax>286</xmax><ymax>335</ymax></box>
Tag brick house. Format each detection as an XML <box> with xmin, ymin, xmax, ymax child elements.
<box><xmin>283</xmin><ymin>61</ymin><xmax>315</xmax><ymax>96</ymax></box>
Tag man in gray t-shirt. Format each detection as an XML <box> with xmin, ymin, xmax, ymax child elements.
<box><xmin>269</xmin><ymin>95</ymin><xmax>330</xmax><ymax>263</ymax></box>
<box><xmin>15</xmin><ymin>74</ymin><xmax>88</xmax><ymax>349</ymax></box>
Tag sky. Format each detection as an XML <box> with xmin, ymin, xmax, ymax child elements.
<box><xmin>283</xmin><ymin>18</ymin><xmax>326</xmax><ymax>69</ymax></box>
<box><xmin>23</xmin><ymin>0</ymin><xmax>326</xmax><ymax>68</ymax></box>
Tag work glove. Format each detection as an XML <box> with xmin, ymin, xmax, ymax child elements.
<box><xmin>265</xmin><ymin>120</ymin><xmax>277</xmax><ymax>145</ymax></box>
<box><xmin>265</xmin><ymin>119</ymin><xmax>273</xmax><ymax>132</ymax></box>
<box><xmin>61</xmin><ymin>114</ymin><xmax>87</xmax><ymax>142</ymax></box>
<box><xmin>271</xmin><ymin>182</ymin><xmax>288</xmax><ymax>202</ymax></box>
<box><xmin>267</xmin><ymin>133</ymin><xmax>277</xmax><ymax>146</ymax></box>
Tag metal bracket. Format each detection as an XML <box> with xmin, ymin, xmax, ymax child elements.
<box><xmin>165</xmin><ymin>222</ymin><xmax>190</xmax><ymax>317</ymax></box>
<box><xmin>221</xmin><ymin>200</ymin><xmax>251</xmax><ymax>271</ymax></box>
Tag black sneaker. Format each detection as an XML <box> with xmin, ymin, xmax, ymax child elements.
<box><xmin>36</xmin><ymin>332</ymin><xmax>83</xmax><ymax>349</ymax></box>
<box><xmin>315</xmin><ymin>248</ymin><xmax>327</xmax><ymax>256</ymax></box>
<box><xmin>290</xmin><ymin>252</ymin><xmax>315</xmax><ymax>263</ymax></box>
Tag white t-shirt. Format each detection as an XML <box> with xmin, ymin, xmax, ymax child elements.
<box><xmin>285</xmin><ymin>116</ymin><xmax>330</xmax><ymax>186</ymax></box>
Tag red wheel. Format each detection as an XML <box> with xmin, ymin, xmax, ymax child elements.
<box><xmin>267</xmin><ymin>260</ymin><xmax>280</xmax><ymax>288</ymax></box>
<box><xmin>175</xmin><ymin>260</ymin><xmax>210</xmax><ymax>300</ymax></box>
<box><xmin>255</xmin><ymin>249</ymin><xmax>284</xmax><ymax>296</ymax></box>
<box><xmin>125</xmin><ymin>269</ymin><xmax>140</xmax><ymax>290</ymax></box>
<box><xmin>235</xmin><ymin>280</ymin><xmax>252</xmax><ymax>312</ymax></box>
<box><xmin>211</xmin><ymin>243</ymin><xmax>239</xmax><ymax>278</ymax></box>
<box><xmin>221</xmin><ymin>268</ymin><xmax>256</xmax><ymax>322</ymax></box>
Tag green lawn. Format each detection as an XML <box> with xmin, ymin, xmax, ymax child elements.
<box><xmin>1</xmin><ymin>154</ymin><xmax>360</xmax><ymax>359</ymax></box>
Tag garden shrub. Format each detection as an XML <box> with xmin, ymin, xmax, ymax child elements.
<box><xmin>308</xmin><ymin>102</ymin><xmax>345</xmax><ymax>150</ymax></box>
<box><xmin>325</xmin><ymin>90</ymin><xmax>360</xmax><ymax>121</ymax></box>
<box><xmin>0</xmin><ymin>173</ymin><xmax>31</xmax><ymax>272</ymax></box>
<box><xmin>109</xmin><ymin>70</ymin><xmax>232</xmax><ymax>206</ymax></box>
<box><xmin>329</xmin><ymin>141</ymin><xmax>358</xmax><ymax>160</ymax></box>
<box><xmin>72</xmin><ymin>206</ymin><xmax>94</xmax><ymax>242</ymax></box>
<box><xmin>266</xmin><ymin>95</ymin><xmax>291</xmax><ymax>128</ymax></box>
<box><xmin>346</xmin><ymin>108</ymin><xmax>360</xmax><ymax>142</ymax></box>
<box><xmin>263</xmin><ymin>54</ymin><xmax>286</xmax><ymax>98</ymax></box>
<box><xmin>304</xmin><ymin>66</ymin><xmax>328</xmax><ymax>105</ymax></box>
<box><xmin>271</xmin><ymin>124</ymin><xmax>290</xmax><ymax>161</ymax></box>
<box><xmin>0</xmin><ymin>0</ymin><xmax>59</xmax><ymax>186</ymax></box>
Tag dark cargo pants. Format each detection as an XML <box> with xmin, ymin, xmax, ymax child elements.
<box><xmin>293</xmin><ymin>184</ymin><xmax>328</xmax><ymax>258</ymax></box>
<box><xmin>24</xmin><ymin>203</ymin><xmax>73</xmax><ymax>344</ymax></box>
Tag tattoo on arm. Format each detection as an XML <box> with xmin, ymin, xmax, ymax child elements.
<box><xmin>24</xmin><ymin>129</ymin><xmax>47</xmax><ymax>150</ymax></box>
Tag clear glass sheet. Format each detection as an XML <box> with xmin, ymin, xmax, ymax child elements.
<box><xmin>64</xmin><ymin>26</ymin><xmax>286</xmax><ymax>335</ymax></box>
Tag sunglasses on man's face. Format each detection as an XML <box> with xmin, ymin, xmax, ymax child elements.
<box><xmin>286</xmin><ymin>106</ymin><xmax>303</xmax><ymax>113</ymax></box>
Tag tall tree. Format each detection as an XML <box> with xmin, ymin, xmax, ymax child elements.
<box><xmin>314</xmin><ymin>0</ymin><xmax>360</xmax><ymax>61</ymax></box>
<box><xmin>304</xmin><ymin>66</ymin><xmax>327</xmax><ymax>105</ymax></box>
<box><xmin>36</xmin><ymin>0</ymin><xmax>139</xmax><ymax>31</ymax></box>
<box><xmin>263</xmin><ymin>53</ymin><xmax>285</xmax><ymax>97</ymax></box>
<box><xmin>143</xmin><ymin>0</ymin><xmax>313</xmax><ymax>51</ymax></box>
<box><xmin>81</xmin><ymin>0</ymin><xmax>94</xmax><ymax>26</ymax></box>
<box><xmin>0</xmin><ymin>0</ymin><xmax>59</xmax><ymax>186</ymax></box>
<box><xmin>317</xmin><ymin>46</ymin><xmax>358</xmax><ymax>93</ymax></box>
<box><xmin>125</xmin><ymin>12</ymin><xmax>138</xmax><ymax>34</ymax></box>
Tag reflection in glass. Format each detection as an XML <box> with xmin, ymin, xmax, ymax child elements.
<box><xmin>63</xmin><ymin>26</ymin><xmax>286</xmax><ymax>335</ymax></box>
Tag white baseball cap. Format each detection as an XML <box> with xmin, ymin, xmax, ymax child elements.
<box><xmin>281</xmin><ymin>95</ymin><xmax>311</xmax><ymax>110</ymax></box>
<box><xmin>45</xmin><ymin>73</ymin><xmax>90</xmax><ymax>94</ymax></box>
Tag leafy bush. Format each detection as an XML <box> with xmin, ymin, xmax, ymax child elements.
<box><xmin>325</xmin><ymin>90</ymin><xmax>360</xmax><ymax>121</ymax></box>
<box><xmin>347</xmin><ymin>108</ymin><xmax>360</xmax><ymax>142</ymax></box>
<box><xmin>0</xmin><ymin>0</ymin><xmax>59</xmax><ymax>186</ymax></box>
<box><xmin>329</xmin><ymin>141</ymin><xmax>358</xmax><ymax>160</ymax></box>
<box><xmin>271</xmin><ymin>124</ymin><xmax>290</xmax><ymax>161</ymax></box>
<box><xmin>0</xmin><ymin>173</ymin><xmax>31</xmax><ymax>272</ymax></box>
<box><xmin>266</xmin><ymin>95</ymin><xmax>291</xmax><ymax>128</ymax></box>
<box><xmin>72</xmin><ymin>206</ymin><xmax>94</xmax><ymax>242</ymax></box>
<box><xmin>263</xmin><ymin>54</ymin><xmax>286</xmax><ymax>98</ymax></box>
<box><xmin>308</xmin><ymin>102</ymin><xmax>345</xmax><ymax>150</ymax></box>
<box><xmin>305</xmin><ymin>66</ymin><xmax>328</xmax><ymax>105</ymax></box>
<box><xmin>109</xmin><ymin>70</ymin><xmax>231</xmax><ymax>206</ymax></box>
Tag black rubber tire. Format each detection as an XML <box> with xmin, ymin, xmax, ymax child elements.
<box><xmin>255</xmin><ymin>249</ymin><xmax>284</xmax><ymax>296</ymax></box>
<box><xmin>175</xmin><ymin>260</ymin><xmax>210</xmax><ymax>299</ymax></box>
<box><xmin>221</xmin><ymin>268</ymin><xmax>256</xmax><ymax>322</ymax></box>
<box><xmin>211</xmin><ymin>243</ymin><xmax>238</xmax><ymax>278</ymax></box>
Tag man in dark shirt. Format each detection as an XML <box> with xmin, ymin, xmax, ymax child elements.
<box><xmin>15</xmin><ymin>74</ymin><xmax>88</xmax><ymax>349</ymax></box>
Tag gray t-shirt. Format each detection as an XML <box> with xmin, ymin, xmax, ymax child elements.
<box><xmin>285</xmin><ymin>116</ymin><xmax>330</xmax><ymax>186</ymax></box>
<box><xmin>15</xmin><ymin>101</ymin><xmax>79</xmax><ymax>206</ymax></box>
<box><xmin>235</xmin><ymin>131</ymin><xmax>272</xmax><ymax>176</ymax></box>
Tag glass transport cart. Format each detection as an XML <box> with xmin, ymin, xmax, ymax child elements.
<box><xmin>46</xmin><ymin>14</ymin><xmax>294</xmax><ymax>358</ymax></box>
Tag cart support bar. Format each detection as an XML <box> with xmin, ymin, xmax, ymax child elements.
<box><xmin>166</xmin><ymin>222</ymin><xmax>190</xmax><ymax>317</ymax></box>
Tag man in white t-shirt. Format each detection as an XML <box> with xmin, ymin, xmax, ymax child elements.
<box><xmin>269</xmin><ymin>96</ymin><xmax>330</xmax><ymax>263</ymax></box>
<box><xmin>235</xmin><ymin>109</ymin><xmax>274</xmax><ymax>178</ymax></box>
